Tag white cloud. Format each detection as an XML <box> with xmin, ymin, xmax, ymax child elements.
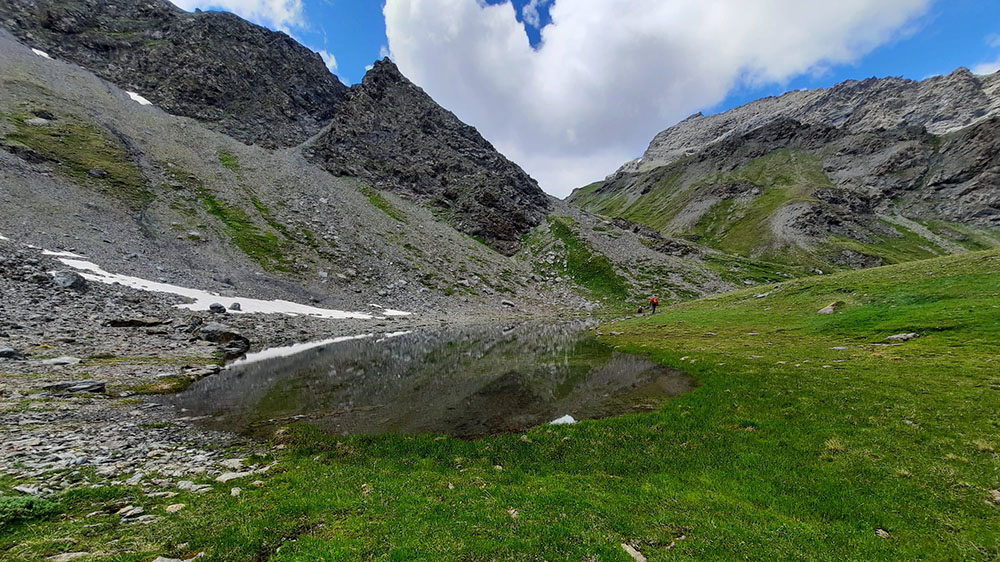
<box><xmin>379</xmin><ymin>45</ymin><xmax>392</xmax><ymax>60</ymax></box>
<box><xmin>384</xmin><ymin>0</ymin><xmax>930</xmax><ymax>197</ymax></box>
<box><xmin>318</xmin><ymin>49</ymin><xmax>338</xmax><ymax>71</ymax></box>
<box><xmin>972</xmin><ymin>56</ymin><xmax>1000</xmax><ymax>76</ymax></box>
<box><xmin>520</xmin><ymin>0</ymin><xmax>550</xmax><ymax>29</ymax></box>
<box><xmin>170</xmin><ymin>0</ymin><xmax>304</xmax><ymax>32</ymax></box>
<box><xmin>973</xmin><ymin>33</ymin><xmax>1000</xmax><ymax>75</ymax></box>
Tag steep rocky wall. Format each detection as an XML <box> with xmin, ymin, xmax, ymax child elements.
<box><xmin>304</xmin><ymin>59</ymin><xmax>552</xmax><ymax>255</ymax></box>
<box><xmin>0</xmin><ymin>0</ymin><xmax>348</xmax><ymax>148</ymax></box>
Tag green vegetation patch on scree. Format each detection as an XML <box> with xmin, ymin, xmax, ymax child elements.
<box><xmin>218</xmin><ymin>150</ymin><xmax>240</xmax><ymax>171</ymax></box>
<box><xmin>548</xmin><ymin>216</ymin><xmax>631</xmax><ymax>302</ymax></box>
<box><xmin>4</xmin><ymin>249</ymin><xmax>999</xmax><ymax>561</ymax></box>
<box><xmin>3</xmin><ymin>112</ymin><xmax>151</xmax><ymax>206</ymax></box>
<box><xmin>359</xmin><ymin>185</ymin><xmax>407</xmax><ymax>222</ymax></box>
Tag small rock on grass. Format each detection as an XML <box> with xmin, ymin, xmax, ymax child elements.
<box><xmin>165</xmin><ymin>503</ymin><xmax>185</xmax><ymax>514</ymax></box>
<box><xmin>886</xmin><ymin>333</ymin><xmax>919</xmax><ymax>342</ymax></box>
<box><xmin>817</xmin><ymin>302</ymin><xmax>838</xmax><ymax>314</ymax></box>
<box><xmin>621</xmin><ymin>543</ymin><xmax>647</xmax><ymax>562</ymax></box>
<box><xmin>215</xmin><ymin>471</ymin><xmax>252</xmax><ymax>483</ymax></box>
<box><xmin>41</xmin><ymin>356</ymin><xmax>82</xmax><ymax>366</ymax></box>
<box><xmin>875</xmin><ymin>528</ymin><xmax>891</xmax><ymax>539</ymax></box>
<box><xmin>46</xmin><ymin>553</ymin><xmax>91</xmax><ymax>562</ymax></box>
<box><xmin>230</xmin><ymin>487</ymin><xmax>241</xmax><ymax>497</ymax></box>
<box><xmin>987</xmin><ymin>489</ymin><xmax>1000</xmax><ymax>506</ymax></box>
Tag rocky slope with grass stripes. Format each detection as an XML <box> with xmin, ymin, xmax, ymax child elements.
<box><xmin>570</xmin><ymin>71</ymin><xmax>1000</xmax><ymax>272</ymax></box>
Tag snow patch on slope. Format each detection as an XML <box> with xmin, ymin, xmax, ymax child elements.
<box><xmin>126</xmin><ymin>91</ymin><xmax>153</xmax><ymax>106</ymax></box>
<box><xmin>56</xmin><ymin>256</ymin><xmax>411</xmax><ymax>320</ymax></box>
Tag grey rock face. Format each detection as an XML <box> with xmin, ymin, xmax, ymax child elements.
<box><xmin>618</xmin><ymin>68</ymin><xmax>1000</xmax><ymax>174</ymax></box>
<box><xmin>0</xmin><ymin>0</ymin><xmax>348</xmax><ymax>148</ymax></box>
<box><xmin>50</xmin><ymin>270</ymin><xmax>87</xmax><ymax>290</ymax></box>
<box><xmin>0</xmin><ymin>346</ymin><xmax>24</xmax><ymax>359</ymax></box>
<box><xmin>576</xmin><ymin>115</ymin><xmax>1000</xmax><ymax>266</ymax></box>
<box><xmin>42</xmin><ymin>380</ymin><xmax>106</xmax><ymax>393</ymax></box>
<box><xmin>304</xmin><ymin>59</ymin><xmax>552</xmax><ymax>255</ymax></box>
<box><xmin>197</xmin><ymin>322</ymin><xmax>250</xmax><ymax>359</ymax></box>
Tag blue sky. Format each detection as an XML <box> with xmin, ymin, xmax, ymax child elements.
<box><xmin>708</xmin><ymin>0</ymin><xmax>1000</xmax><ymax>113</ymax></box>
<box><xmin>174</xmin><ymin>0</ymin><xmax>999</xmax><ymax>196</ymax></box>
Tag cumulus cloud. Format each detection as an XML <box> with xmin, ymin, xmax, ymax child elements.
<box><xmin>520</xmin><ymin>0</ymin><xmax>550</xmax><ymax>29</ymax></box>
<box><xmin>973</xmin><ymin>33</ymin><xmax>1000</xmax><ymax>75</ymax></box>
<box><xmin>384</xmin><ymin>0</ymin><xmax>931</xmax><ymax>197</ymax></box>
<box><xmin>973</xmin><ymin>56</ymin><xmax>1000</xmax><ymax>76</ymax></box>
<box><xmin>170</xmin><ymin>0</ymin><xmax>304</xmax><ymax>32</ymax></box>
<box><xmin>318</xmin><ymin>49</ymin><xmax>338</xmax><ymax>71</ymax></box>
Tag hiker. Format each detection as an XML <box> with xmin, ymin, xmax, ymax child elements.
<box><xmin>648</xmin><ymin>295</ymin><xmax>659</xmax><ymax>314</ymax></box>
<box><xmin>637</xmin><ymin>305</ymin><xmax>644</xmax><ymax>314</ymax></box>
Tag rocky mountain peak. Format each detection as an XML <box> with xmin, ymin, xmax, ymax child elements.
<box><xmin>305</xmin><ymin>59</ymin><xmax>551</xmax><ymax>255</ymax></box>
<box><xmin>0</xmin><ymin>0</ymin><xmax>349</xmax><ymax>148</ymax></box>
<box><xmin>615</xmin><ymin>68</ymin><xmax>1000</xmax><ymax>176</ymax></box>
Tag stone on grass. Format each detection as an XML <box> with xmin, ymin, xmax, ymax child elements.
<box><xmin>987</xmin><ymin>489</ymin><xmax>1000</xmax><ymax>506</ymax></box>
<box><xmin>817</xmin><ymin>302</ymin><xmax>838</xmax><ymax>314</ymax></box>
<box><xmin>875</xmin><ymin>528</ymin><xmax>891</xmax><ymax>539</ymax></box>
<box><xmin>46</xmin><ymin>553</ymin><xmax>91</xmax><ymax>562</ymax></box>
<box><xmin>41</xmin><ymin>356</ymin><xmax>82</xmax><ymax>366</ymax></box>
<box><xmin>43</xmin><ymin>380</ymin><xmax>105</xmax><ymax>394</ymax></box>
<box><xmin>230</xmin><ymin>487</ymin><xmax>242</xmax><ymax>497</ymax></box>
<box><xmin>219</xmin><ymin>458</ymin><xmax>244</xmax><ymax>470</ymax></box>
<box><xmin>621</xmin><ymin>543</ymin><xmax>647</xmax><ymax>562</ymax></box>
<box><xmin>886</xmin><ymin>333</ymin><xmax>919</xmax><ymax>342</ymax></box>
<box><xmin>165</xmin><ymin>503</ymin><xmax>185</xmax><ymax>513</ymax></box>
<box><xmin>549</xmin><ymin>414</ymin><xmax>577</xmax><ymax>425</ymax></box>
<box><xmin>215</xmin><ymin>471</ymin><xmax>252</xmax><ymax>483</ymax></box>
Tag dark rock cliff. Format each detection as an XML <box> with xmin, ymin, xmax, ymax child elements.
<box><xmin>304</xmin><ymin>59</ymin><xmax>551</xmax><ymax>255</ymax></box>
<box><xmin>0</xmin><ymin>0</ymin><xmax>348</xmax><ymax>147</ymax></box>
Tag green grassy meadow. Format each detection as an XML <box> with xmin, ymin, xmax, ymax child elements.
<box><xmin>3</xmin><ymin>249</ymin><xmax>999</xmax><ymax>561</ymax></box>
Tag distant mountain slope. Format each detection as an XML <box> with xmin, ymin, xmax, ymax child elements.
<box><xmin>304</xmin><ymin>59</ymin><xmax>552</xmax><ymax>255</ymax></box>
<box><xmin>617</xmin><ymin>68</ymin><xmax>1000</xmax><ymax>175</ymax></box>
<box><xmin>571</xmin><ymin>71</ymin><xmax>1000</xmax><ymax>271</ymax></box>
<box><xmin>0</xmin><ymin>0</ymin><xmax>348</xmax><ymax>148</ymax></box>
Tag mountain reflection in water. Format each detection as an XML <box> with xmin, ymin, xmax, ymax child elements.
<box><xmin>167</xmin><ymin>322</ymin><xmax>693</xmax><ymax>439</ymax></box>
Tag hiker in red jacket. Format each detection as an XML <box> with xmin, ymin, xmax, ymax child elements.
<box><xmin>648</xmin><ymin>296</ymin><xmax>659</xmax><ymax>314</ymax></box>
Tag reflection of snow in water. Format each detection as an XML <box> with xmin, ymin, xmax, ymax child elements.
<box><xmin>230</xmin><ymin>331</ymin><xmax>412</xmax><ymax>368</ymax></box>
<box><xmin>57</xmin><ymin>257</ymin><xmax>411</xmax><ymax>320</ymax></box>
<box><xmin>31</xmin><ymin>48</ymin><xmax>51</xmax><ymax>59</ymax></box>
<box><xmin>126</xmin><ymin>91</ymin><xmax>153</xmax><ymax>106</ymax></box>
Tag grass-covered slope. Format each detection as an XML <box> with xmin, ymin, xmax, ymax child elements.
<box><xmin>5</xmin><ymin>249</ymin><xmax>998</xmax><ymax>561</ymax></box>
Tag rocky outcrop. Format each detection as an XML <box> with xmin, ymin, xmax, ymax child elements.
<box><xmin>617</xmin><ymin>68</ymin><xmax>1000</xmax><ymax>175</ymax></box>
<box><xmin>0</xmin><ymin>0</ymin><xmax>348</xmax><ymax>147</ymax></box>
<box><xmin>304</xmin><ymin>59</ymin><xmax>551</xmax><ymax>255</ymax></box>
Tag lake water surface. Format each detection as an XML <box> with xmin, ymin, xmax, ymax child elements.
<box><xmin>168</xmin><ymin>322</ymin><xmax>693</xmax><ymax>439</ymax></box>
